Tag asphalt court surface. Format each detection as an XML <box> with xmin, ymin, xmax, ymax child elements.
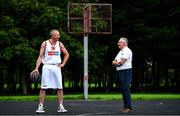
<box><xmin>0</xmin><ymin>100</ymin><xmax>180</xmax><ymax>115</ymax></box>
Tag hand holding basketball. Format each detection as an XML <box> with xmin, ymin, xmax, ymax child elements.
<box><xmin>30</xmin><ymin>71</ymin><xmax>41</xmax><ymax>82</ymax></box>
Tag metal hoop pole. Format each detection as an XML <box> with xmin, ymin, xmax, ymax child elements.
<box><xmin>83</xmin><ymin>34</ymin><xmax>88</xmax><ymax>100</ymax></box>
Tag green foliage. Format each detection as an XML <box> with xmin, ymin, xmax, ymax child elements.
<box><xmin>71</xmin><ymin>22</ymin><xmax>84</xmax><ymax>33</ymax></box>
<box><xmin>95</xmin><ymin>20</ymin><xmax>108</xmax><ymax>31</ymax></box>
<box><xmin>0</xmin><ymin>0</ymin><xmax>180</xmax><ymax>94</ymax></box>
<box><xmin>69</xmin><ymin>5</ymin><xmax>84</xmax><ymax>17</ymax></box>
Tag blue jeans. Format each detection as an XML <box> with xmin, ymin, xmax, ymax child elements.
<box><xmin>117</xmin><ymin>68</ymin><xmax>132</xmax><ymax>109</ymax></box>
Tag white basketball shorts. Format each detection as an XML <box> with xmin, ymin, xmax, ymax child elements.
<box><xmin>41</xmin><ymin>64</ymin><xmax>63</xmax><ymax>89</ymax></box>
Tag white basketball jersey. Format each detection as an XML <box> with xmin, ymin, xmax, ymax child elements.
<box><xmin>42</xmin><ymin>40</ymin><xmax>62</xmax><ymax>64</ymax></box>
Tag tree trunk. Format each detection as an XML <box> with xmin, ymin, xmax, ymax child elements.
<box><xmin>21</xmin><ymin>69</ymin><xmax>27</xmax><ymax>94</ymax></box>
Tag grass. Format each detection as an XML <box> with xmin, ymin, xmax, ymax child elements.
<box><xmin>0</xmin><ymin>93</ymin><xmax>180</xmax><ymax>101</ymax></box>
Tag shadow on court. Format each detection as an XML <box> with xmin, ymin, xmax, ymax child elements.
<box><xmin>0</xmin><ymin>100</ymin><xmax>180</xmax><ymax>115</ymax></box>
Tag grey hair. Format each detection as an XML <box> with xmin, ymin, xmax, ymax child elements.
<box><xmin>120</xmin><ymin>37</ymin><xmax>128</xmax><ymax>45</ymax></box>
<box><xmin>50</xmin><ymin>29</ymin><xmax>59</xmax><ymax>35</ymax></box>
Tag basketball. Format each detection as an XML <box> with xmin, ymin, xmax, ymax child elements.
<box><xmin>30</xmin><ymin>71</ymin><xmax>41</xmax><ymax>82</ymax></box>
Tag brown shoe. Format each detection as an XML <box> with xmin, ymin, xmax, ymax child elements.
<box><xmin>119</xmin><ymin>108</ymin><xmax>126</xmax><ymax>112</ymax></box>
<box><xmin>119</xmin><ymin>108</ymin><xmax>132</xmax><ymax>113</ymax></box>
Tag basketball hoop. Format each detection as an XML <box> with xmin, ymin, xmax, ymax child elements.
<box><xmin>67</xmin><ymin>2</ymin><xmax>112</xmax><ymax>100</ymax></box>
<box><xmin>68</xmin><ymin>2</ymin><xmax>112</xmax><ymax>34</ymax></box>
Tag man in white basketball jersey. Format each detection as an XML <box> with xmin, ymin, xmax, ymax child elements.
<box><xmin>31</xmin><ymin>29</ymin><xmax>69</xmax><ymax>113</ymax></box>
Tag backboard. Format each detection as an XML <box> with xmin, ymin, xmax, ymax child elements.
<box><xmin>67</xmin><ymin>2</ymin><xmax>112</xmax><ymax>34</ymax></box>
